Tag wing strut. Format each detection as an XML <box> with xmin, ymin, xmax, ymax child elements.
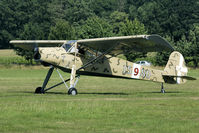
<box><xmin>56</xmin><ymin>69</ymin><xmax>69</xmax><ymax>90</ymax></box>
<box><xmin>77</xmin><ymin>44</ymin><xmax>117</xmax><ymax>71</ymax></box>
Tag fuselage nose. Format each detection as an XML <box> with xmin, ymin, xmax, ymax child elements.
<box><xmin>33</xmin><ymin>47</ymin><xmax>41</xmax><ymax>60</ymax></box>
<box><xmin>35</xmin><ymin>47</ymin><xmax>67</xmax><ymax>66</ymax></box>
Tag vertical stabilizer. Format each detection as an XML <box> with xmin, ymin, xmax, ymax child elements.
<box><xmin>163</xmin><ymin>51</ymin><xmax>188</xmax><ymax>84</ymax></box>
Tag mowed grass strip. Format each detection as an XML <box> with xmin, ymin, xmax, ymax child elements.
<box><xmin>0</xmin><ymin>49</ymin><xmax>21</xmax><ymax>57</ymax></box>
<box><xmin>0</xmin><ymin>67</ymin><xmax>199</xmax><ymax>133</ymax></box>
<box><xmin>0</xmin><ymin>49</ymin><xmax>33</xmax><ymax>65</ymax></box>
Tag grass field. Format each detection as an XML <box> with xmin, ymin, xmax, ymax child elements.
<box><xmin>0</xmin><ymin>49</ymin><xmax>199</xmax><ymax>132</ymax></box>
<box><xmin>0</xmin><ymin>66</ymin><xmax>199</xmax><ymax>133</ymax></box>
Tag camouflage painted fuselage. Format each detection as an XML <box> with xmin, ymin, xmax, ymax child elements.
<box><xmin>38</xmin><ymin>47</ymin><xmax>166</xmax><ymax>83</ymax></box>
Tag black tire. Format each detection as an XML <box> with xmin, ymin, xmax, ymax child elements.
<box><xmin>35</xmin><ymin>87</ymin><xmax>44</xmax><ymax>94</ymax></box>
<box><xmin>68</xmin><ymin>88</ymin><xmax>78</xmax><ymax>95</ymax></box>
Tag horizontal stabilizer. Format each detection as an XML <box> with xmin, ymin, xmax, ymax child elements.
<box><xmin>163</xmin><ymin>75</ymin><xmax>196</xmax><ymax>80</ymax></box>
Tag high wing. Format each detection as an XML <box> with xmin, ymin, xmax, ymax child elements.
<box><xmin>77</xmin><ymin>35</ymin><xmax>174</xmax><ymax>54</ymax></box>
<box><xmin>10</xmin><ymin>40</ymin><xmax>67</xmax><ymax>50</ymax></box>
<box><xmin>10</xmin><ymin>35</ymin><xmax>174</xmax><ymax>54</ymax></box>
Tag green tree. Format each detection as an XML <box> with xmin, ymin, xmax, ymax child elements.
<box><xmin>188</xmin><ymin>25</ymin><xmax>199</xmax><ymax>67</ymax></box>
<box><xmin>121</xmin><ymin>18</ymin><xmax>146</xmax><ymax>35</ymax></box>
<box><xmin>154</xmin><ymin>51</ymin><xmax>171</xmax><ymax>66</ymax></box>
<box><xmin>49</xmin><ymin>0</ymin><xmax>94</xmax><ymax>24</ymax></box>
<box><xmin>48</xmin><ymin>20</ymin><xmax>75</xmax><ymax>40</ymax></box>
<box><xmin>77</xmin><ymin>16</ymin><xmax>113</xmax><ymax>39</ymax></box>
<box><xmin>109</xmin><ymin>11</ymin><xmax>129</xmax><ymax>35</ymax></box>
<box><xmin>0</xmin><ymin>0</ymin><xmax>52</xmax><ymax>49</ymax></box>
<box><xmin>90</xmin><ymin>0</ymin><xmax>117</xmax><ymax>17</ymax></box>
<box><xmin>20</xmin><ymin>23</ymin><xmax>45</xmax><ymax>40</ymax></box>
<box><xmin>175</xmin><ymin>25</ymin><xmax>199</xmax><ymax>67</ymax></box>
<box><xmin>0</xmin><ymin>0</ymin><xmax>25</xmax><ymax>48</ymax></box>
<box><xmin>136</xmin><ymin>0</ymin><xmax>199</xmax><ymax>41</ymax></box>
<box><xmin>129</xmin><ymin>4</ymin><xmax>137</xmax><ymax>20</ymax></box>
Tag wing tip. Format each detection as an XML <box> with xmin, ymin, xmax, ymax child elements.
<box><xmin>148</xmin><ymin>34</ymin><xmax>174</xmax><ymax>51</ymax></box>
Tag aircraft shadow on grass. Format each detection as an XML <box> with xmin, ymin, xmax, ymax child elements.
<box><xmin>1</xmin><ymin>91</ymin><xmax>186</xmax><ymax>98</ymax></box>
<box><xmin>78</xmin><ymin>92</ymin><xmax>128</xmax><ymax>95</ymax></box>
<box><xmin>22</xmin><ymin>91</ymin><xmax>129</xmax><ymax>95</ymax></box>
<box><xmin>141</xmin><ymin>91</ymin><xmax>184</xmax><ymax>94</ymax></box>
<box><xmin>22</xmin><ymin>91</ymin><xmax>184</xmax><ymax>95</ymax></box>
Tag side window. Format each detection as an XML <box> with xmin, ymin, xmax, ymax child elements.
<box><xmin>85</xmin><ymin>50</ymin><xmax>95</xmax><ymax>59</ymax></box>
<box><xmin>79</xmin><ymin>48</ymin><xmax>85</xmax><ymax>55</ymax></box>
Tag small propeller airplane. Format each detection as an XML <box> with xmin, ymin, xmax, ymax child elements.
<box><xmin>10</xmin><ymin>35</ymin><xmax>196</xmax><ymax>95</ymax></box>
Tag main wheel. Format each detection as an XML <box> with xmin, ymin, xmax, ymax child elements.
<box><xmin>68</xmin><ymin>88</ymin><xmax>78</xmax><ymax>95</ymax></box>
<box><xmin>35</xmin><ymin>87</ymin><xmax>44</xmax><ymax>94</ymax></box>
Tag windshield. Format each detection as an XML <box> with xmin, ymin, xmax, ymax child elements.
<box><xmin>62</xmin><ymin>44</ymin><xmax>72</xmax><ymax>52</ymax></box>
<box><xmin>62</xmin><ymin>40</ymin><xmax>78</xmax><ymax>52</ymax></box>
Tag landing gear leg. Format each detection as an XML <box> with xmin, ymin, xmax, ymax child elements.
<box><xmin>68</xmin><ymin>65</ymin><xmax>79</xmax><ymax>95</ymax></box>
<box><xmin>68</xmin><ymin>42</ymin><xmax>79</xmax><ymax>95</ymax></box>
<box><xmin>35</xmin><ymin>66</ymin><xmax>54</xmax><ymax>94</ymax></box>
<box><xmin>161</xmin><ymin>83</ymin><xmax>165</xmax><ymax>93</ymax></box>
<box><xmin>68</xmin><ymin>75</ymin><xmax>80</xmax><ymax>95</ymax></box>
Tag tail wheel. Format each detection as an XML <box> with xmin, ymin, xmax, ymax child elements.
<box><xmin>68</xmin><ymin>88</ymin><xmax>78</xmax><ymax>95</ymax></box>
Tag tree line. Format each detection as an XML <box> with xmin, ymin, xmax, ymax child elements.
<box><xmin>0</xmin><ymin>0</ymin><xmax>199</xmax><ymax>67</ymax></box>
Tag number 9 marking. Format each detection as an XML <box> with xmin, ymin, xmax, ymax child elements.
<box><xmin>132</xmin><ymin>64</ymin><xmax>141</xmax><ymax>79</ymax></box>
<box><xmin>134</xmin><ymin>68</ymin><xmax>139</xmax><ymax>76</ymax></box>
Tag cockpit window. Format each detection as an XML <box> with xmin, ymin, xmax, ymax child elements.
<box><xmin>62</xmin><ymin>41</ymin><xmax>100</xmax><ymax>59</ymax></box>
<box><xmin>62</xmin><ymin>44</ymin><xmax>72</xmax><ymax>52</ymax></box>
<box><xmin>62</xmin><ymin>40</ymin><xmax>78</xmax><ymax>53</ymax></box>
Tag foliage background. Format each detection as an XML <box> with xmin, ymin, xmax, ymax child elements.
<box><xmin>0</xmin><ymin>0</ymin><xmax>198</xmax><ymax>67</ymax></box>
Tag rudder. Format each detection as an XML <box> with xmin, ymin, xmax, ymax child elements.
<box><xmin>163</xmin><ymin>51</ymin><xmax>188</xmax><ymax>84</ymax></box>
